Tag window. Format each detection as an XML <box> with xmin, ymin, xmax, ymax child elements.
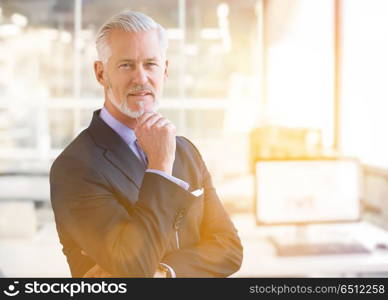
<box><xmin>341</xmin><ymin>0</ymin><xmax>388</xmax><ymax>168</ymax></box>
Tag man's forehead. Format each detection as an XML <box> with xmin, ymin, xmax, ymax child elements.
<box><xmin>117</xmin><ymin>56</ymin><xmax>161</xmax><ymax>63</ymax></box>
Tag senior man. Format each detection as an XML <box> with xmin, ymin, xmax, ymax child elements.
<box><xmin>50</xmin><ymin>10</ymin><xmax>243</xmax><ymax>278</ymax></box>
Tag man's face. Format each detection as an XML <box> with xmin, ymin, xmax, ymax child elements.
<box><xmin>98</xmin><ymin>29</ymin><xmax>168</xmax><ymax>118</ymax></box>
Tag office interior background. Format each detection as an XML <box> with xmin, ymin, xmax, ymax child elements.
<box><xmin>1</xmin><ymin>0</ymin><xmax>388</xmax><ymax>277</ymax></box>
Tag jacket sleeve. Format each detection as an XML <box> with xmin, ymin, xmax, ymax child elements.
<box><xmin>160</xmin><ymin>140</ymin><xmax>244</xmax><ymax>277</ymax></box>
<box><xmin>50</xmin><ymin>156</ymin><xmax>196</xmax><ymax>277</ymax></box>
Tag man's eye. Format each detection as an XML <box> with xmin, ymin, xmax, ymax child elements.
<box><xmin>119</xmin><ymin>63</ymin><xmax>131</xmax><ymax>69</ymax></box>
<box><xmin>146</xmin><ymin>62</ymin><xmax>158</xmax><ymax>67</ymax></box>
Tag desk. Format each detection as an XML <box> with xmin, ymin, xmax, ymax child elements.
<box><xmin>231</xmin><ymin>214</ymin><xmax>388</xmax><ymax>277</ymax></box>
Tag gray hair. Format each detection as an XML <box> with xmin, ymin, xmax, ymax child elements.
<box><xmin>96</xmin><ymin>10</ymin><xmax>168</xmax><ymax>64</ymax></box>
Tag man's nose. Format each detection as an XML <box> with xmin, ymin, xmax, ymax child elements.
<box><xmin>132</xmin><ymin>66</ymin><xmax>148</xmax><ymax>85</ymax></box>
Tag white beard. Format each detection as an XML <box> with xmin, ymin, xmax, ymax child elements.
<box><xmin>106</xmin><ymin>76</ymin><xmax>161</xmax><ymax>118</ymax></box>
<box><xmin>107</xmin><ymin>86</ymin><xmax>145</xmax><ymax>118</ymax></box>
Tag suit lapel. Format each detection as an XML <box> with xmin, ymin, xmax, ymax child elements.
<box><xmin>104</xmin><ymin>145</ymin><xmax>145</xmax><ymax>190</ymax></box>
<box><xmin>87</xmin><ymin>110</ymin><xmax>145</xmax><ymax>189</ymax></box>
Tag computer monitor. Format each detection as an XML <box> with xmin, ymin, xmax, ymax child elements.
<box><xmin>254</xmin><ymin>158</ymin><xmax>362</xmax><ymax>225</ymax></box>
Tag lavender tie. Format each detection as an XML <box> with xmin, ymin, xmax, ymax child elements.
<box><xmin>134</xmin><ymin>139</ymin><xmax>148</xmax><ymax>167</ymax></box>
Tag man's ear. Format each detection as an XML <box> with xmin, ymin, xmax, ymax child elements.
<box><xmin>94</xmin><ymin>61</ymin><xmax>106</xmax><ymax>87</ymax></box>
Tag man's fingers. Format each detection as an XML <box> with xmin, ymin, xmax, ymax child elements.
<box><xmin>153</xmin><ymin>117</ymin><xmax>170</xmax><ymax>128</ymax></box>
<box><xmin>163</xmin><ymin>122</ymin><xmax>176</xmax><ymax>133</ymax></box>
<box><xmin>81</xmin><ymin>250</ymin><xmax>88</xmax><ymax>256</ymax></box>
<box><xmin>135</xmin><ymin>112</ymin><xmax>152</xmax><ymax>128</ymax></box>
<box><xmin>137</xmin><ymin>112</ymin><xmax>159</xmax><ymax>126</ymax></box>
<box><xmin>138</xmin><ymin>114</ymin><xmax>165</xmax><ymax>130</ymax></box>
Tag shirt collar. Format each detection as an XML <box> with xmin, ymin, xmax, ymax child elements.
<box><xmin>99</xmin><ymin>107</ymin><xmax>136</xmax><ymax>145</ymax></box>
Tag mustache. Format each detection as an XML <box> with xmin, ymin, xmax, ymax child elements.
<box><xmin>127</xmin><ymin>85</ymin><xmax>155</xmax><ymax>95</ymax></box>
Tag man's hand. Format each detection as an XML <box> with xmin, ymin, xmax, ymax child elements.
<box><xmin>153</xmin><ymin>267</ymin><xmax>167</xmax><ymax>278</ymax></box>
<box><xmin>134</xmin><ymin>112</ymin><xmax>176</xmax><ymax>175</ymax></box>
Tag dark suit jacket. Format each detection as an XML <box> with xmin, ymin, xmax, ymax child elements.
<box><xmin>50</xmin><ymin>110</ymin><xmax>243</xmax><ymax>277</ymax></box>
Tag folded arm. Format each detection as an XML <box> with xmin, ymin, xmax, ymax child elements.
<box><xmin>50</xmin><ymin>157</ymin><xmax>196</xmax><ymax>277</ymax></box>
<box><xmin>161</xmin><ymin>139</ymin><xmax>243</xmax><ymax>277</ymax></box>
<box><xmin>160</xmin><ymin>165</ymin><xmax>243</xmax><ymax>277</ymax></box>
